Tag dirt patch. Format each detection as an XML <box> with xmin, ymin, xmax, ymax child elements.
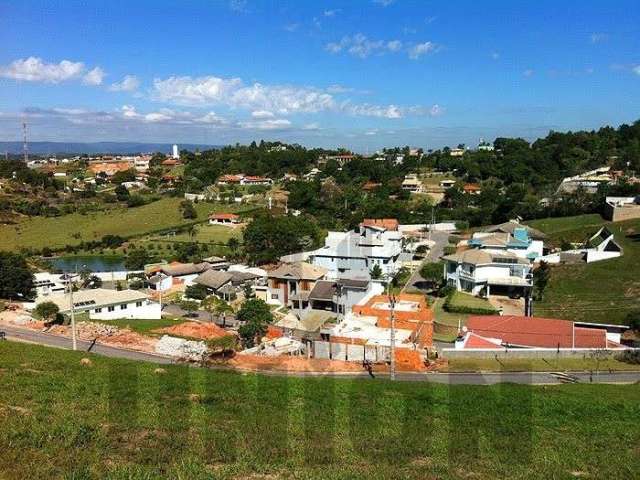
<box><xmin>0</xmin><ymin>404</ymin><xmax>31</xmax><ymax>415</ymax></box>
<box><xmin>153</xmin><ymin>321</ymin><xmax>233</xmax><ymax>341</ymax></box>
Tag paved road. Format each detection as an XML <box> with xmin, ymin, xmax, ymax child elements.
<box><xmin>404</xmin><ymin>230</ymin><xmax>449</xmax><ymax>292</ymax></box>
<box><xmin>3</xmin><ymin>325</ymin><xmax>639</xmax><ymax>385</ymax></box>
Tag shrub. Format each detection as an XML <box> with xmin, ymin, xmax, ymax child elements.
<box><xmin>443</xmin><ymin>291</ymin><xmax>498</xmax><ymax>314</ymax></box>
<box><xmin>615</xmin><ymin>350</ymin><xmax>640</xmax><ymax>365</ymax></box>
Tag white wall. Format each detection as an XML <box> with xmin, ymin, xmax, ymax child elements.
<box><xmin>89</xmin><ymin>300</ymin><xmax>161</xmax><ymax>320</ymax></box>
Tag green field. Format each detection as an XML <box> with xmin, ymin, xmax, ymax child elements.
<box><xmin>96</xmin><ymin>318</ymin><xmax>183</xmax><ymax>335</ymax></box>
<box><xmin>530</xmin><ymin>215</ymin><xmax>640</xmax><ymax>324</ymax></box>
<box><xmin>444</xmin><ymin>356</ymin><xmax>640</xmax><ymax>372</ymax></box>
<box><xmin>0</xmin><ymin>198</ymin><xmax>250</xmax><ymax>252</ymax></box>
<box><xmin>0</xmin><ymin>342</ymin><xmax>638</xmax><ymax>479</ymax></box>
<box><xmin>526</xmin><ymin>214</ymin><xmax>604</xmax><ymax>239</ymax></box>
<box><xmin>155</xmin><ymin>223</ymin><xmax>243</xmax><ymax>245</ymax></box>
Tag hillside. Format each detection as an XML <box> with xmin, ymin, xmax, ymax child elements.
<box><xmin>528</xmin><ymin>215</ymin><xmax>640</xmax><ymax>324</ymax></box>
<box><xmin>0</xmin><ymin>342</ymin><xmax>638</xmax><ymax>479</ymax></box>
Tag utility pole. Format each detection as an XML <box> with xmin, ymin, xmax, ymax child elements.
<box><xmin>387</xmin><ymin>282</ymin><xmax>396</xmax><ymax>381</ymax></box>
<box><xmin>65</xmin><ymin>274</ymin><xmax>77</xmax><ymax>351</ymax></box>
<box><xmin>22</xmin><ymin>122</ymin><xmax>28</xmax><ymax>163</ymax></box>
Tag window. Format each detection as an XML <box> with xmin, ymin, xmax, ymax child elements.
<box><xmin>120</xmin><ymin>304</ymin><xmax>128</xmax><ymax>310</ymax></box>
<box><xmin>94</xmin><ymin>308</ymin><xmax>102</xmax><ymax>313</ymax></box>
<box><xmin>108</xmin><ymin>306</ymin><xmax>115</xmax><ymax>312</ymax></box>
<box><xmin>271</xmin><ymin>294</ymin><xmax>279</xmax><ymax>299</ymax></box>
<box><xmin>135</xmin><ymin>301</ymin><xmax>142</xmax><ymax>307</ymax></box>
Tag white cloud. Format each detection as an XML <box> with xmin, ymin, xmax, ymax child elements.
<box><xmin>523</xmin><ymin>69</ymin><xmax>534</xmax><ymax>77</ymax></box>
<box><xmin>429</xmin><ymin>104</ymin><xmax>444</xmax><ymax>116</ymax></box>
<box><xmin>284</xmin><ymin>23</ymin><xmax>299</xmax><ymax>32</ymax></box>
<box><xmin>408</xmin><ymin>41</ymin><xmax>437</xmax><ymax>59</ymax></box>
<box><xmin>387</xmin><ymin>40</ymin><xmax>403</xmax><ymax>52</ymax></box>
<box><xmin>153</xmin><ymin>75</ymin><xmax>242</xmax><ymax>105</ymax></box>
<box><xmin>491</xmin><ymin>52</ymin><xmax>500</xmax><ymax>60</ymax></box>
<box><xmin>348</xmin><ymin>103</ymin><xmax>403</xmax><ymax>119</ymax></box>
<box><xmin>633</xmin><ymin>65</ymin><xmax>640</xmax><ymax>76</ymax></box>
<box><xmin>326</xmin><ymin>33</ymin><xmax>404</xmax><ymax>59</ymax></box>
<box><xmin>251</xmin><ymin>110</ymin><xmax>275</xmax><ymax>119</ymax></box>
<box><xmin>424</xmin><ymin>16</ymin><xmax>437</xmax><ymax>24</ymax></box>
<box><xmin>109</xmin><ymin>74</ymin><xmax>140</xmax><ymax>92</ymax></box>
<box><xmin>195</xmin><ymin>111</ymin><xmax>230</xmax><ymax>126</ymax></box>
<box><xmin>326</xmin><ymin>84</ymin><xmax>353</xmax><ymax>94</ymax></box>
<box><xmin>324</xmin><ymin>9</ymin><xmax>340</xmax><ymax>17</ymax></box>
<box><xmin>302</xmin><ymin>122</ymin><xmax>320</xmax><ymax>130</ymax></box>
<box><xmin>0</xmin><ymin>56</ymin><xmax>85</xmax><ymax>83</ymax></box>
<box><xmin>83</xmin><ymin>67</ymin><xmax>105</xmax><ymax>85</ymax></box>
<box><xmin>590</xmin><ymin>33</ymin><xmax>608</xmax><ymax>44</ymax></box>
<box><xmin>373</xmin><ymin>0</ymin><xmax>394</xmax><ymax>6</ymax></box>
<box><xmin>240</xmin><ymin>118</ymin><xmax>292</xmax><ymax>130</ymax></box>
<box><xmin>229</xmin><ymin>0</ymin><xmax>247</xmax><ymax>12</ymax></box>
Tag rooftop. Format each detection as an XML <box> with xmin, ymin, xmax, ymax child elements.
<box><xmin>36</xmin><ymin>288</ymin><xmax>149</xmax><ymax>312</ymax></box>
<box><xmin>268</xmin><ymin>261</ymin><xmax>327</xmax><ymax>281</ymax></box>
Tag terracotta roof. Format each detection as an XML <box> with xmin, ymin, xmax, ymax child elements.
<box><xmin>209</xmin><ymin>212</ymin><xmax>240</xmax><ymax>220</ymax></box>
<box><xmin>463</xmin><ymin>183</ymin><xmax>481</xmax><ymax>192</ymax></box>
<box><xmin>466</xmin><ymin>315</ymin><xmax>609</xmax><ymax>349</ymax></box>
<box><xmin>194</xmin><ymin>270</ymin><xmax>233</xmax><ymax>290</ymax></box>
<box><xmin>463</xmin><ymin>332</ymin><xmax>502</xmax><ymax>349</ymax></box>
<box><xmin>361</xmin><ymin>218</ymin><xmax>399</xmax><ymax>231</ymax></box>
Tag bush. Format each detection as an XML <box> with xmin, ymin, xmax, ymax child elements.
<box><xmin>443</xmin><ymin>291</ymin><xmax>498</xmax><ymax>314</ymax></box>
<box><xmin>185</xmin><ymin>284</ymin><xmax>209</xmax><ymax>300</ymax></box>
<box><xmin>615</xmin><ymin>350</ymin><xmax>640</xmax><ymax>365</ymax></box>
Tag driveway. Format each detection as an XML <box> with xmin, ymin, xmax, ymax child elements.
<box><xmin>488</xmin><ymin>296</ymin><xmax>525</xmax><ymax>316</ymax></box>
<box><xmin>404</xmin><ymin>230</ymin><xmax>450</xmax><ymax>292</ymax></box>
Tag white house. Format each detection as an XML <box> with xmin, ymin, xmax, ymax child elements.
<box><xmin>33</xmin><ymin>272</ymin><xmax>67</xmax><ymax>297</ymax></box>
<box><xmin>401</xmin><ymin>174</ymin><xmax>423</xmax><ymax>193</ymax></box>
<box><xmin>209</xmin><ymin>213</ymin><xmax>241</xmax><ymax>226</ymax></box>
<box><xmin>466</xmin><ymin>227</ymin><xmax>544</xmax><ymax>261</ymax></box>
<box><xmin>443</xmin><ymin>249</ymin><xmax>533</xmax><ymax>297</ymax></box>
<box><xmin>539</xmin><ymin>227</ymin><xmax>622</xmax><ymax>264</ymax></box>
<box><xmin>308</xmin><ymin>219</ymin><xmax>403</xmax><ymax>280</ymax></box>
<box><xmin>32</xmin><ymin>288</ymin><xmax>161</xmax><ymax>320</ymax></box>
<box><xmin>146</xmin><ymin>262</ymin><xmax>212</xmax><ymax>292</ymax></box>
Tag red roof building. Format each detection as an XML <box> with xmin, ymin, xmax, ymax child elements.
<box><xmin>463</xmin><ymin>183</ymin><xmax>481</xmax><ymax>194</ymax></box>
<box><xmin>458</xmin><ymin>315</ymin><xmax>621</xmax><ymax>349</ymax></box>
<box><xmin>361</xmin><ymin>218</ymin><xmax>399</xmax><ymax>231</ymax></box>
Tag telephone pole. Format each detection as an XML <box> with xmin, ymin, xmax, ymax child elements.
<box><xmin>387</xmin><ymin>282</ymin><xmax>396</xmax><ymax>381</ymax></box>
<box><xmin>22</xmin><ymin>122</ymin><xmax>28</xmax><ymax>163</ymax></box>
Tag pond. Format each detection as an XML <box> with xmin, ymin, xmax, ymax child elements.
<box><xmin>48</xmin><ymin>255</ymin><xmax>126</xmax><ymax>273</ymax></box>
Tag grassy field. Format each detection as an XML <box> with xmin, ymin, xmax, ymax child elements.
<box><xmin>96</xmin><ymin>318</ymin><xmax>183</xmax><ymax>335</ymax></box>
<box><xmin>530</xmin><ymin>215</ymin><xmax>640</xmax><ymax>324</ymax></box>
<box><xmin>0</xmin><ymin>342</ymin><xmax>639</xmax><ymax>479</ymax></box>
<box><xmin>527</xmin><ymin>214</ymin><xmax>604</xmax><ymax>239</ymax></box>
<box><xmin>154</xmin><ymin>223</ymin><xmax>243</xmax><ymax>245</ymax></box>
<box><xmin>444</xmin><ymin>356</ymin><xmax>640</xmax><ymax>372</ymax></box>
<box><xmin>0</xmin><ymin>198</ymin><xmax>251</xmax><ymax>252</ymax></box>
<box><xmin>446</xmin><ymin>291</ymin><xmax>498</xmax><ymax>313</ymax></box>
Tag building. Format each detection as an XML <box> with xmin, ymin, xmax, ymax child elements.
<box><xmin>87</xmin><ymin>161</ymin><xmax>132</xmax><ymax>176</ymax></box>
<box><xmin>467</xmin><ymin>227</ymin><xmax>544</xmax><ymax>261</ymax></box>
<box><xmin>209</xmin><ymin>213</ymin><xmax>241</xmax><ymax>226</ymax></box>
<box><xmin>449</xmin><ymin>147</ymin><xmax>465</xmax><ymax>157</ymax></box>
<box><xmin>308</xmin><ymin>219</ymin><xmax>403</xmax><ymax>280</ymax></box>
<box><xmin>194</xmin><ymin>269</ymin><xmax>260</xmax><ymax>300</ymax></box>
<box><xmin>306</xmin><ymin>278</ymin><xmax>372</xmax><ymax>315</ymax></box>
<box><xmin>463</xmin><ymin>183</ymin><xmax>481</xmax><ymax>195</ymax></box>
<box><xmin>439</xmin><ymin>179</ymin><xmax>456</xmax><ymax>189</ymax></box>
<box><xmin>216</xmin><ymin>173</ymin><xmax>273</xmax><ymax>186</ymax></box>
<box><xmin>33</xmin><ymin>272</ymin><xmax>67</xmax><ymax>297</ymax></box>
<box><xmin>556</xmin><ymin>166</ymin><xmax>617</xmax><ymax>195</ymax></box>
<box><xmin>32</xmin><ymin>288</ymin><xmax>160</xmax><ymax>320</ymax></box>
<box><xmin>146</xmin><ymin>262</ymin><xmax>212</xmax><ymax>291</ymax></box>
<box><xmin>443</xmin><ymin>249</ymin><xmax>533</xmax><ymax>297</ymax></box>
<box><xmin>267</xmin><ymin>262</ymin><xmax>327</xmax><ymax>309</ymax></box>
<box><xmin>322</xmin><ymin>293</ymin><xmax>434</xmax><ymax>350</ymax></box>
<box><xmin>133</xmin><ymin>155</ymin><xmax>151</xmax><ymax>172</ymax></box>
<box><xmin>172</xmin><ymin>144</ymin><xmax>179</xmax><ymax>159</ymax></box>
<box><xmin>539</xmin><ymin>227</ymin><xmax>622</xmax><ymax>264</ymax></box>
<box><xmin>477</xmin><ymin>140</ymin><xmax>494</xmax><ymax>151</ymax></box>
<box><xmin>401</xmin><ymin>174</ymin><xmax>423</xmax><ymax>193</ymax></box>
<box><xmin>454</xmin><ymin>315</ymin><xmax>625</xmax><ymax>350</ymax></box>
<box><xmin>483</xmin><ymin>220</ymin><xmax>546</xmax><ymax>241</ymax></box>
<box><xmin>603</xmin><ymin>196</ymin><xmax>640</xmax><ymax>222</ymax></box>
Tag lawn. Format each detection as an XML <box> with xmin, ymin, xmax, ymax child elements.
<box><xmin>95</xmin><ymin>318</ymin><xmax>183</xmax><ymax>335</ymax></box>
<box><xmin>158</xmin><ymin>223</ymin><xmax>243</xmax><ymax>245</ymax></box>
<box><xmin>445</xmin><ymin>291</ymin><xmax>498</xmax><ymax>313</ymax></box>
<box><xmin>0</xmin><ymin>198</ymin><xmax>251</xmax><ymax>252</ymax></box>
<box><xmin>0</xmin><ymin>342</ymin><xmax>639</xmax><ymax>479</ymax></box>
<box><xmin>526</xmin><ymin>214</ymin><xmax>604</xmax><ymax>241</ymax></box>
<box><xmin>531</xmin><ymin>215</ymin><xmax>640</xmax><ymax>324</ymax></box>
<box><xmin>444</xmin><ymin>356</ymin><xmax>640</xmax><ymax>372</ymax></box>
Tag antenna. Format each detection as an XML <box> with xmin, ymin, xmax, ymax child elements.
<box><xmin>22</xmin><ymin>122</ymin><xmax>28</xmax><ymax>163</ymax></box>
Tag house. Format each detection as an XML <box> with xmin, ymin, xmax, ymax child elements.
<box><xmin>443</xmin><ymin>249</ymin><xmax>533</xmax><ymax>297</ymax></box>
<box><xmin>401</xmin><ymin>174</ymin><xmax>423</xmax><ymax>193</ymax></box>
<box><xmin>267</xmin><ymin>262</ymin><xmax>327</xmax><ymax>309</ymax></box>
<box><xmin>454</xmin><ymin>315</ymin><xmax>625</xmax><ymax>350</ymax></box>
<box><xmin>194</xmin><ymin>269</ymin><xmax>260</xmax><ymax>300</ymax></box>
<box><xmin>147</xmin><ymin>262</ymin><xmax>212</xmax><ymax>291</ymax></box>
<box><xmin>449</xmin><ymin>147</ymin><xmax>465</xmax><ymax>157</ymax></box>
<box><xmin>32</xmin><ymin>288</ymin><xmax>161</xmax><ymax>320</ymax></box>
<box><xmin>306</xmin><ymin>278</ymin><xmax>372</xmax><ymax>315</ymax></box>
<box><xmin>308</xmin><ymin>219</ymin><xmax>403</xmax><ymax>280</ymax></box>
<box><xmin>477</xmin><ymin>141</ymin><xmax>494</xmax><ymax>151</ymax></box>
<box><xmin>603</xmin><ymin>196</ymin><xmax>640</xmax><ymax>222</ymax></box>
<box><xmin>439</xmin><ymin>179</ymin><xmax>456</xmax><ymax>189</ymax></box>
<box><xmin>362</xmin><ymin>181</ymin><xmax>382</xmax><ymax>192</ymax></box>
<box><xmin>209</xmin><ymin>213</ymin><xmax>241</xmax><ymax>226</ymax></box>
<box><xmin>217</xmin><ymin>174</ymin><xmax>244</xmax><ymax>185</ymax></box>
<box><xmin>33</xmin><ymin>272</ymin><xmax>67</xmax><ymax>297</ymax></box>
<box><xmin>539</xmin><ymin>227</ymin><xmax>622</xmax><ymax>264</ymax></box>
<box><xmin>556</xmin><ymin>166</ymin><xmax>616</xmax><ymax>195</ymax></box>
<box><xmin>87</xmin><ymin>161</ymin><xmax>132</xmax><ymax>176</ymax></box>
<box><xmin>484</xmin><ymin>220</ymin><xmax>546</xmax><ymax>241</ymax></box>
<box><xmin>134</xmin><ymin>156</ymin><xmax>151</xmax><ymax>172</ymax></box>
<box><xmin>161</xmin><ymin>158</ymin><xmax>181</xmax><ymax>167</ymax></box>
<box><xmin>322</xmin><ymin>293</ymin><xmax>434</xmax><ymax>350</ymax></box>
<box><xmin>241</xmin><ymin>175</ymin><xmax>273</xmax><ymax>186</ymax></box>
<box><xmin>463</xmin><ymin>183</ymin><xmax>481</xmax><ymax>195</ymax></box>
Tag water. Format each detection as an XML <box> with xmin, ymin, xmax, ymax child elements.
<box><xmin>48</xmin><ymin>255</ymin><xmax>126</xmax><ymax>273</ymax></box>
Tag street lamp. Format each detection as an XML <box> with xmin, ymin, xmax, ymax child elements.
<box><xmin>60</xmin><ymin>272</ymin><xmax>78</xmax><ymax>351</ymax></box>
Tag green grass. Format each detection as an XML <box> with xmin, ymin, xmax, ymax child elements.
<box><xmin>0</xmin><ymin>198</ymin><xmax>251</xmax><ymax>252</ymax></box>
<box><xmin>432</xmin><ymin>297</ymin><xmax>468</xmax><ymax>327</ymax></box>
<box><xmin>95</xmin><ymin>318</ymin><xmax>183</xmax><ymax>335</ymax></box>
<box><xmin>0</xmin><ymin>342</ymin><xmax>639</xmax><ymax>479</ymax></box>
<box><xmin>444</xmin><ymin>357</ymin><xmax>640</xmax><ymax>372</ymax></box>
<box><xmin>532</xmin><ymin>216</ymin><xmax>640</xmax><ymax>324</ymax></box>
<box><xmin>445</xmin><ymin>291</ymin><xmax>498</xmax><ymax>314</ymax></box>
<box><xmin>526</xmin><ymin>214</ymin><xmax>604</xmax><ymax>238</ymax></box>
<box><xmin>160</xmin><ymin>224</ymin><xmax>243</xmax><ymax>245</ymax></box>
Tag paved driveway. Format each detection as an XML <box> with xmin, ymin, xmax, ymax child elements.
<box><xmin>404</xmin><ymin>230</ymin><xmax>450</xmax><ymax>292</ymax></box>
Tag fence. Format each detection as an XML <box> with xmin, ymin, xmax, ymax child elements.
<box><xmin>312</xmin><ymin>340</ymin><xmax>390</xmax><ymax>362</ymax></box>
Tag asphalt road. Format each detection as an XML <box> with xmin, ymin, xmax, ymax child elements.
<box><xmin>404</xmin><ymin>230</ymin><xmax>450</xmax><ymax>292</ymax></box>
<box><xmin>2</xmin><ymin>325</ymin><xmax>639</xmax><ymax>385</ymax></box>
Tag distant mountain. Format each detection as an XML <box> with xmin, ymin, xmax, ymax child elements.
<box><xmin>0</xmin><ymin>141</ymin><xmax>224</xmax><ymax>156</ymax></box>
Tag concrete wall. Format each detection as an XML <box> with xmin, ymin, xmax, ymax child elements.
<box><xmin>88</xmin><ymin>300</ymin><xmax>161</xmax><ymax>320</ymax></box>
<box><xmin>441</xmin><ymin>347</ymin><xmax>632</xmax><ymax>359</ymax></box>
<box><xmin>604</xmin><ymin>202</ymin><xmax>640</xmax><ymax>222</ymax></box>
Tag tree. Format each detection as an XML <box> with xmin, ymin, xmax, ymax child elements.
<box><xmin>83</xmin><ymin>275</ymin><xmax>102</xmax><ymax>289</ymax></box>
<box><xmin>202</xmin><ymin>295</ymin><xmax>233</xmax><ymax>325</ymax></box>
<box><xmin>33</xmin><ymin>301</ymin><xmax>60</xmax><ymax>324</ymax></box>
<box><xmin>370</xmin><ymin>264</ymin><xmax>383</xmax><ymax>280</ymax></box>
<box><xmin>124</xmin><ymin>248</ymin><xmax>150</xmax><ymax>270</ymax></box>
<box><xmin>419</xmin><ymin>261</ymin><xmax>445</xmax><ymax>289</ymax></box>
<box><xmin>180</xmin><ymin>200</ymin><xmax>197</xmax><ymax>219</ymax></box>
<box><xmin>237</xmin><ymin>298</ymin><xmax>273</xmax><ymax>348</ymax></box>
<box><xmin>624</xmin><ymin>310</ymin><xmax>640</xmax><ymax>332</ymax></box>
<box><xmin>533</xmin><ymin>261</ymin><xmax>551</xmax><ymax>300</ymax></box>
<box><xmin>185</xmin><ymin>283</ymin><xmax>208</xmax><ymax>300</ymax></box>
<box><xmin>0</xmin><ymin>252</ymin><xmax>34</xmax><ymax>300</ymax></box>
<box><xmin>180</xmin><ymin>299</ymin><xmax>199</xmax><ymax>318</ymax></box>
<box><xmin>114</xmin><ymin>184</ymin><xmax>129</xmax><ymax>201</ymax></box>
<box><xmin>227</xmin><ymin>237</ymin><xmax>240</xmax><ymax>256</ymax></box>
<box><xmin>242</xmin><ymin>282</ymin><xmax>254</xmax><ymax>299</ymax></box>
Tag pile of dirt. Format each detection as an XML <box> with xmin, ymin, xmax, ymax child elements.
<box><xmin>153</xmin><ymin>321</ymin><xmax>233</xmax><ymax>340</ymax></box>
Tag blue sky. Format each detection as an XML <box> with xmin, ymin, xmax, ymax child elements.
<box><xmin>0</xmin><ymin>0</ymin><xmax>639</xmax><ymax>151</ymax></box>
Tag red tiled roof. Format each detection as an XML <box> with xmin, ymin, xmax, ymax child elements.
<box><xmin>361</xmin><ymin>218</ymin><xmax>399</xmax><ymax>231</ymax></box>
<box><xmin>463</xmin><ymin>332</ymin><xmax>502</xmax><ymax>349</ymax></box>
<box><xmin>209</xmin><ymin>213</ymin><xmax>240</xmax><ymax>220</ymax></box>
<box><xmin>243</xmin><ymin>175</ymin><xmax>270</xmax><ymax>182</ymax></box>
<box><xmin>463</xmin><ymin>183</ymin><xmax>481</xmax><ymax>192</ymax></box>
<box><xmin>466</xmin><ymin>315</ymin><xmax>608</xmax><ymax>349</ymax></box>
<box><xmin>218</xmin><ymin>174</ymin><xmax>243</xmax><ymax>182</ymax></box>
<box><xmin>162</xmin><ymin>159</ymin><xmax>180</xmax><ymax>166</ymax></box>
